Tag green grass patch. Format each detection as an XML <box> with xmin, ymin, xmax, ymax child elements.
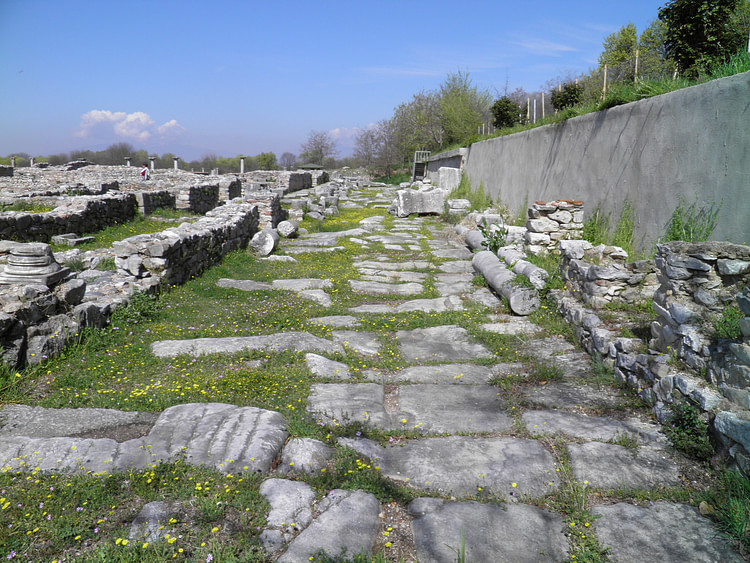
<box><xmin>0</xmin><ymin>199</ymin><xmax>56</xmax><ymax>213</ymax></box>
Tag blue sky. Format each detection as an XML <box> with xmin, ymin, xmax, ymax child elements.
<box><xmin>0</xmin><ymin>0</ymin><xmax>665</xmax><ymax>160</ymax></box>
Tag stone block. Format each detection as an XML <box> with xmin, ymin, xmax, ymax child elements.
<box><xmin>717</xmin><ymin>259</ymin><xmax>750</xmax><ymax>276</ymax></box>
<box><xmin>526</xmin><ymin>218</ymin><xmax>558</xmax><ymax>233</ymax></box>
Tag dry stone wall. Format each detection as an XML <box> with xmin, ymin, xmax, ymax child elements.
<box><xmin>525</xmin><ymin>200</ymin><xmax>584</xmax><ymax>254</ymax></box>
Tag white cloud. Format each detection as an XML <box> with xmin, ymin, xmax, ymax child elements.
<box><xmin>157</xmin><ymin>119</ymin><xmax>187</xmax><ymax>138</ymax></box>
<box><xmin>75</xmin><ymin>110</ymin><xmax>185</xmax><ymax>142</ymax></box>
<box><xmin>328</xmin><ymin>127</ymin><xmax>361</xmax><ymax>141</ymax></box>
<box><xmin>511</xmin><ymin>38</ymin><xmax>577</xmax><ymax>57</ymax></box>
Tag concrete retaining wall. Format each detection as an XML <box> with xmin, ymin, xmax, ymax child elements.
<box><xmin>462</xmin><ymin>70</ymin><xmax>750</xmax><ymax>249</ymax></box>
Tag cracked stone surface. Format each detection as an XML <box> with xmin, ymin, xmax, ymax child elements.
<box><xmin>396</xmin><ymin>325</ymin><xmax>493</xmax><ymax>362</ymax></box>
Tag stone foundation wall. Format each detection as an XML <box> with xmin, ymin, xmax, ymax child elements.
<box><xmin>0</xmin><ymin>193</ymin><xmax>137</xmax><ymax>242</ymax></box>
<box><xmin>218</xmin><ymin>177</ymin><xmax>242</xmax><ymax>201</ymax></box>
<box><xmin>175</xmin><ymin>184</ymin><xmax>220</xmax><ymax>214</ymax></box>
<box><xmin>555</xmin><ymin>238</ymin><xmax>750</xmax><ymax>477</ymax></box>
<box><xmin>134</xmin><ymin>191</ymin><xmax>176</xmax><ymax>215</ymax></box>
<box><xmin>559</xmin><ymin>240</ymin><xmax>658</xmax><ymax>308</ymax></box>
<box><xmin>244</xmin><ymin>193</ymin><xmax>284</xmax><ymax>230</ymax></box>
<box><xmin>112</xmin><ymin>200</ymin><xmax>259</xmax><ymax>285</ymax></box>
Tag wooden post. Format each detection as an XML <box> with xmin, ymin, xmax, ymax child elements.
<box><xmin>541</xmin><ymin>92</ymin><xmax>545</xmax><ymax>119</ymax></box>
<box><xmin>527</xmin><ymin>97</ymin><xmax>530</xmax><ymax>122</ymax></box>
<box><xmin>603</xmin><ymin>64</ymin><xmax>608</xmax><ymax>98</ymax></box>
<box><xmin>634</xmin><ymin>48</ymin><xmax>639</xmax><ymax>82</ymax></box>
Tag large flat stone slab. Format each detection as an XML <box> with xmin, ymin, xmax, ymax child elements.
<box><xmin>349</xmin><ymin>280</ymin><xmax>424</xmax><ymax>295</ymax></box>
<box><xmin>151</xmin><ymin>332</ymin><xmax>343</xmax><ymax>358</ymax></box>
<box><xmin>307</xmin><ymin>383</ymin><xmax>388</xmax><ymax>428</ymax></box>
<box><xmin>396</xmin><ymin>325</ymin><xmax>493</xmax><ymax>362</ymax></box>
<box><xmin>522</xmin><ymin>409</ymin><xmax>666</xmax><ymax>446</ymax></box>
<box><xmin>592</xmin><ymin>502</ymin><xmax>743</xmax><ymax>562</ymax></box>
<box><xmin>340</xmin><ymin>436</ymin><xmax>559</xmax><ymax>498</ymax></box>
<box><xmin>363</xmin><ymin>363</ymin><xmax>495</xmax><ymax>384</ymax></box>
<box><xmin>409</xmin><ymin>498</ymin><xmax>568</xmax><ymax>563</ymax></box>
<box><xmin>0</xmin><ymin>404</ymin><xmax>157</xmax><ymax>438</ymax></box>
<box><xmin>331</xmin><ymin>330</ymin><xmax>382</xmax><ymax>356</ymax></box>
<box><xmin>567</xmin><ymin>442</ymin><xmax>681</xmax><ymax>489</ymax></box>
<box><xmin>353</xmin><ymin>260</ymin><xmax>432</xmax><ymax>271</ymax></box>
<box><xmin>395</xmin><ymin>384</ymin><xmax>513</xmax><ymax>434</ymax></box>
<box><xmin>438</xmin><ymin>261</ymin><xmax>475</xmax><ymax>273</ymax></box>
<box><xmin>278</xmin><ymin>489</ymin><xmax>381</xmax><ymax>562</ymax></box>
<box><xmin>305</xmin><ymin>353</ymin><xmax>351</xmax><ymax>379</ymax></box>
<box><xmin>349</xmin><ymin>296</ymin><xmax>464</xmax><ymax>314</ymax></box>
<box><xmin>520</xmin><ymin>382</ymin><xmax>627</xmax><ymax>410</ymax></box>
<box><xmin>0</xmin><ymin>403</ymin><xmax>288</xmax><ymax>475</ymax></box>
<box><xmin>217</xmin><ymin>278</ymin><xmax>271</xmax><ymax>291</ymax></box>
<box><xmin>271</xmin><ymin>278</ymin><xmax>333</xmax><ymax>291</ymax></box>
<box><xmin>434</xmin><ymin>273</ymin><xmax>474</xmax><ymax>296</ymax></box>
<box><xmin>308</xmin><ymin>315</ymin><xmax>360</xmax><ymax>328</ymax></box>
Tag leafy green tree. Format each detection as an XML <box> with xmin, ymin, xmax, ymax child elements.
<box><xmin>659</xmin><ymin>0</ymin><xmax>742</xmax><ymax>75</ymax></box>
<box><xmin>491</xmin><ymin>97</ymin><xmax>522</xmax><ymax>128</ymax></box>
<box><xmin>299</xmin><ymin>130</ymin><xmax>337</xmax><ymax>165</ymax></box>
<box><xmin>599</xmin><ymin>23</ymin><xmax>639</xmax><ymax>82</ymax></box>
<box><xmin>438</xmin><ymin>70</ymin><xmax>492</xmax><ymax>145</ymax></box>
<box><xmin>353</xmin><ymin>127</ymin><xmax>380</xmax><ymax>170</ymax></box>
<box><xmin>391</xmin><ymin>90</ymin><xmax>443</xmax><ymax>160</ymax></box>
<box><xmin>638</xmin><ymin>19</ymin><xmax>676</xmax><ymax>79</ymax></box>
<box><xmin>256</xmin><ymin>152</ymin><xmax>277</xmax><ymax>170</ymax></box>
<box><xmin>550</xmin><ymin>83</ymin><xmax>584</xmax><ymax>111</ymax></box>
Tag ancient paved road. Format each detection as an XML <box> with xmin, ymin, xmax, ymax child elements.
<box><xmin>0</xmin><ymin>186</ymin><xmax>741</xmax><ymax>562</ymax></box>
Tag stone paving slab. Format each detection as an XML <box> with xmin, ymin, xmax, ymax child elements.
<box><xmin>349</xmin><ymin>279</ymin><xmax>424</xmax><ymax>295</ymax></box>
<box><xmin>151</xmin><ymin>331</ymin><xmax>343</xmax><ymax>358</ymax></box>
<box><xmin>522</xmin><ymin>409</ymin><xmax>666</xmax><ymax>445</ymax></box>
<box><xmin>357</xmin><ymin>268</ymin><xmax>428</xmax><ymax>282</ymax></box>
<box><xmin>308</xmin><ymin>315</ymin><xmax>360</xmax><ymax>328</ymax></box>
<box><xmin>353</xmin><ymin>259</ymin><xmax>432</xmax><ymax>271</ymax></box>
<box><xmin>277</xmin><ymin>489</ymin><xmax>381</xmax><ymax>563</ymax></box>
<box><xmin>568</xmin><ymin>442</ymin><xmax>681</xmax><ymax>490</ymax></box>
<box><xmin>340</xmin><ymin>436</ymin><xmax>559</xmax><ymax>498</ymax></box>
<box><xmin>362</xmin><ymin>363</ymin><xmax>495</xmax><ymax>384</ymax></box>
<box><xmin>0</xmin><ymin>403</ymin><xmax>288</xmax><ymax>475</ymax></box>
<box><xmin>307</xmin><ymin>383</ymin><xmax>388</xmax><ymax>427</ymax></box>
<box><xmin>592</xmin><ymin>502</ymin><xmax>743</xmax><ymax>562</ymax></box>
<box><xmin>298</xmin><ymin>289</ymin><xmax>331</xmax><ymax>306</ymax></box>
<box><xmin>305</xmin><ymin>353</ymin><xmax>351</xmax><ymax>379</ymax></box>
<box><xmin>438</xmin><ymin>260</ymin><xmax>475</xmax><ymax>273</ymax></box>
<box><xmin>283</xmin><ymin>246</ymin><xmax>346</xmax><ymax>254</ymax></box>
<box><xmin>271</xmin><ymin>278</ymin><xmax>333</xmax><ymax>291</ymax></box>
<box><xmin>349</xmin><ymin>295</ymin><xmax>464</xmax><ymax>315</ymax></box>
<box><xmin>0</xmin><ymin>404</ymin><xmax>157</xmax><ymax>438</ymax></box>
<box><xmin>409</xmin><ymin>498</ymin><xmax>568</xmax><ymax>563</ymax></box>
<box><xmin>434</xmin><ymin>272</ymin><xmax>474</xmax><ymax>296</ymax></box>
<box><xmin>431</xmin><ymin>247</ymin><xmax>474</xmax><ymax>259</ymax></box>
<box><xmin>520</xmin><ymin>382</ymin><xmax>627</xmax><ymax>410</ymax></box>
<box><xmin>216</xmin><ymin>278</ymin><xmax>271</xmax><ymax>291</ymax></box>
<box><xmin>395</xmin><ymin>384</ymin><xmax>513</xmax><ymax>434</ymax></box>
<box><xmin>396</xmin><ymin>325</ymin><xmax>493</xmax><ymax>362</ymax></box>
<box><xmin>481</xmin><ymin>319</ymin><xmax>539</xmax><ymax>335</ymax></box>
<box><xmin>331</xmin><ymin>330</ymin><xmax>382</xmax><ymax>357</ymax></box>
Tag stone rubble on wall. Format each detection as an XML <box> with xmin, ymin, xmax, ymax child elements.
<box><xmin>281</xmin><ymin>180</ymin><xmax>354</xmax><ymax>223</ymax></box>
<box><xmin>175</xmin><ymin>183</ymin><xmax>220</xmax><ymax>214</ymax></box>
<box><xmin>134</xmin><ymin>190</ymin><xmax>175</xmax><ymax>215</ymax></box>
<box><xmin>559</xmin><ymin>239</ymin><xmax>658</xmax><ymax>308</ymax></box>
<box><xmin>525</xmin><ymin>200</ymin><xmax>584</xmax><ymax>255</ymax></box>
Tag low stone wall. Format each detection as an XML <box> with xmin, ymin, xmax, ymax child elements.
<box><xmin>244</xmin><ymin>192</ymin><xmax>285</xmax><ymax>230</ymax></box>
<box><xmin>559</xmin><ymin>240</ymin><xmax>658</xmax><ymax>308</ymax></box>
<box><xmin>311</xmin><ymin>171</ymin><xmax>330</xmax><ymax>185</ymax></box>
<box><xmin>112</xmin><ymin>200</ymin><xmax>259</xmax><ymax>285</ymax></box>
<box><xmin>554</xmin><ymin>238</ymin><xmax>750</xmax><ymax>476</ymax></box>
<box><xmin>175</xmin><ymin>183</ymin><xmax>220</xmax><ymax>214</ymax></box>
<box><xmin>279</xmin><ymin>172</ymin><xmax>313</xmax><ymax>194</ymax></box>
<box><xmin>649</xmin><ymin>242</ymin><xmax>750</xmax><ymax>405</ymax></box>
<box><xmin>134</xmin><ymin>191</ymin><xmax>176</xmax><ymax>215</ymax></box>
<box><xmin>0</xmin><ymin>193</ymin><xmax>137</xmax><ymax>242</ymax></box>
<box><xmin>218</xmin><ymin>177</ymin><xmax>242</xmax><ymax>202</ymax></box>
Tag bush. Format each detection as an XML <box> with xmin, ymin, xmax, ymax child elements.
<box><xmin>491</xmin><ymin>97</ymin><xmax>523</xmax><ymax>128</ymax></box>
<box><xmin>663</xmin><ymin>196</ymin><xmax>721</xmax><ymax>242</ymax></box>
<box><xmin>664</xmin><ymin>402</ymin><xmax>713</xmax><ymax>461</ymax></box>
<box><xmin>551</xmin><ymin>83</ymin><xmax>584</xmax><ymax>111</ymax></box>
<box><xmin>715</xmin><ymin>304</ymin><xmax>743</xmax><ymax>340</ymax></box>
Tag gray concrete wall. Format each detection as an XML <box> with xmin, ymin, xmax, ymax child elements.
<box><xmin>463</xmin><ymin>70</ymin><xmax>750</xmax><ymax>249</ymax></box>
<box><xmin>425</xmin><ymin>148</ymin><xmax>467</xmax><ymax>180</ymax></box>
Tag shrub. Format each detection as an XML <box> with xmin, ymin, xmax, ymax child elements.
<box><xmin>714</xmin><ymin>304</ymin><xmax>743</xmax><ymax>340</ymax></box>
<box><xmin>551</xmin><ymin>83</ymin><xmax>584</xmax><ymax>111</ymax></box>
<box><xmin>664</xmin><ymin>402</ymin><xmax>713</xmax><ymax>461</ymax></box>
<box><xmin>491</xmin><ymin>97</ymin><xmax>523</xmax><ymax>128</ymax></box>
<box><xmin>663</xmin><ymin>196</ymin><xmax>721</xmax><ymax>242</ymax></box>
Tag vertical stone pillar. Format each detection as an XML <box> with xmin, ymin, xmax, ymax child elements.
<box><xmin>125</xmin><ymin>156</ymin><xmax>132</xmax><ymax>167</ymax></box>
<box><xmin>30</xmin><ymin>157</ymin><xmax>35</xmax><ymax>166</ymax></box>
<box><xmin>173</xmin><ymin>157</ymin><xmax>180</xmax><ymax>170</ymax></box>
<box><xmin>240</xmin><ymin>156</ymin><xmax>245</xmax><ymax>174</ymax></box>
<box><xmin>149</xmin><ymin>156</ymin><xmax>156</xmax><ymax>171</ymax></box>
<box><xmin>10</xmin><ymin>157</ymin><xmax>15</xmax><ymax>167</ymax></box>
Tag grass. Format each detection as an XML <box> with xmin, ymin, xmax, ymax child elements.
<box><xmin>1</xmin><ymin>196</ymin><xmax>746</xmax><ymax>561</ymax></box>
<box><xmin>446</xmin><ymin>174</ymin><xmax>493</xmax><ymax>212</ymax></box>
<box><xmin>662</xmin><ymin>196</ymin><xmax>721</xmax><ymax>243</ymax></box>
<box><xmin>0</xmin><ymin>200</ymin><xmax>56</xmax><ymax>213</ymax></box>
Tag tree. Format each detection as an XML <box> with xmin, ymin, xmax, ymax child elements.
<box><xmin>491</xmin><ymin>97</ymin><xmax>522</xmax><ymax>128</ymax></box>
<box><xmin>353</xmin><ymin>127</ymin><xmax>380</xmax><ymax>170</ymax></box>
<box><xmin>299</xmin><ymin>130</ymin><xmax>337</xmax><ymax>165</ymax></box>
<box><xmin>438</xmin><ymin>70</ymin><xmax>492</xmax><ymax>145</ymax></box>
<box><xmin>279</xmin><ymin>152</ymin><xmax>296</xmax><ymax>170</ymax></box>
<box><xmin>599</xmin><ymin>23</ymin><xmax>639</xmax><ymax>82</ymax></box>
<box><xmin>659</xmin><ymin>0</ymin><xmax>742</xmax><ymax>75</ymax></box>
<box><xmin>374</xmin><ymin>119</ymin><xmax>399</xmax><ymax>178</ymax></box>
<box><xmin>256</xmin><ymin>152</ymin><xmax>277</xmax><ymax>170</ymax></box>
<box><xmin>638</xmin><ymin>19</ymin><xmax>676</xmax><ymax>79</ymax></box>
<box><xmin>391</xmin><ymin>90</ymin><xmax>444</xmax><ymax>160</ymax></box>
<box><xmin>550</xmin><ymin>83</ymin><xmax>584</xmax><ymax>111</ymax></box>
